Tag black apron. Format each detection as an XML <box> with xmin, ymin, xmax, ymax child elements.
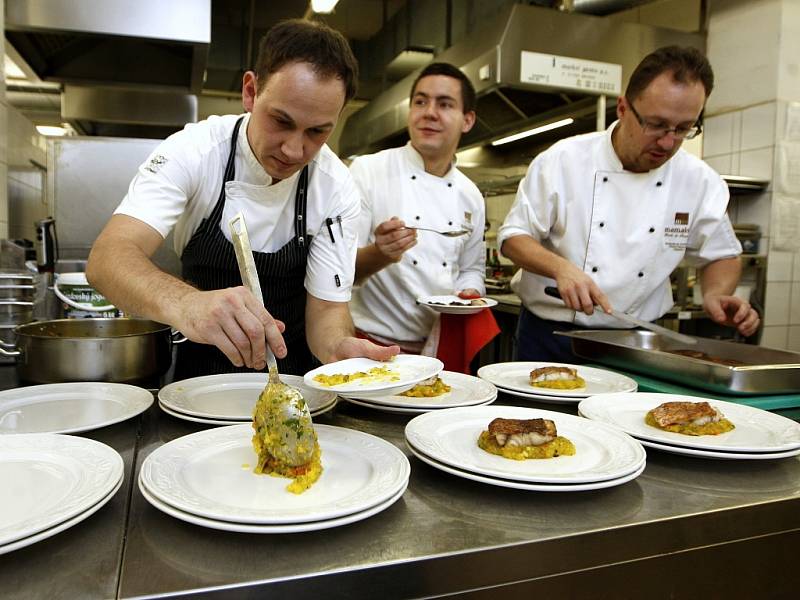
<box><xmin>174</xmin><ymin>116</ymin><xmax>317</xmax><ymax>378</ymax></box>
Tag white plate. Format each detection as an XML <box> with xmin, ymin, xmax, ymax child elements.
<box><xmin>140</xmin><ymin>474</ymin><xmax>406</xmax><ymax>533</ymax></box>
<box><xmin>493</xmin><ymin>385</ymin><xmax>636</xmax><ymax>405</ymax></box>
<box><xmin>159</xmin><ymin>398</ymin><xmax>337</xmax><ymax>425</ymax></box>
<box><xmin>140</xmin><ymin>423</ymin><xmax>410</xmax><ymax>524</ymax></box>
<box><xmin>0</xmin><ymin>476</ymin><xmax>123</xmax><ymax>556</ymax></box>
<box><xmin>477</xmin><ymin>362</ymin><xmax>637</xmax><ymax>398</ymax></box>
<box><xmin>416</xmin><ymin>295</ymin><xmax>498</xmax><ymax>315</ymax></box>
<box><xmin>407</xmin><ymin>443</ymin><xmax>645</xmax><ymax>492</ymax></box>
<box><xmin>0</xmin><ymin>434</ymin><xmax>124</xmax><ymax>546</ymax></box>
<box><xmin>303</xmin><ymin>355</ymin><xmax>443</xmax><ymax>398</ymax></box>
<box><xmin>343</xmin><ymin>371</ymin><xmax>498</xmax><ymax>409</ymax></box>
<box><xmin>405</xmin><ymin>406</ymin><xmax>645</xmax><ymax>484</ymax></box>
<box><xmin>159</xmin><ymin>374</ymin><xmax>336</xmax><ymax>420</ymax></box>
<box><xmin>345</xmin><ymin>396</ymin><xmax>495</xmax><ymax>414</ymax></box>
<box><xmin>635</xmin><ymin>436</ymin><xmax>800</xmax><ymax>460</ymax></box>
<box><xmin>578</xmin><ymin>393</ymin><xmax>800</xmax><ymax>453</ymax></box>
<box><xmin>0</xmin><ymin>383</ymin><xmax>153</xmax><ymax>434</ymax></box>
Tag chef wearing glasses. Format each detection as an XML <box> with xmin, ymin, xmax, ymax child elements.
<box><xmin>498</xmin><ymin>46</ymin><xmax>760</xmax><ymax>362</ymax></box>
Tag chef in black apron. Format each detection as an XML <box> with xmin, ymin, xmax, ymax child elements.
<box><xmin>87</xmin><ymin>20</ymin><xmax>399</xmax><ymax>379</ymax></box>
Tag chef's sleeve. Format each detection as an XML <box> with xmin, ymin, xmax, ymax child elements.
<box><xmin>497</xmin><ymin>154</ymin><xmax>558</xmax><ymax>257</ymax></box>
<box><xmin>455</xmin><ymin>196</ymin><xmax>487</xmax><ymax>294</ymax></box>
<box><xmin>305</xmin><ymin>174</ymin><xmax>360</xmax><ymax>302</ymax></box>
<box><xmin>683</xmin><ymin>178</ymin><xmax>742</xmax><ymax>267</ymax></box>
<box><xmin>348</xmin><ymin>157</ymin><xmax>376</xmax><ymax>246</ymax></box>
<box><xmin>113</xmin><ymin>133</ymin><xmax>200</xmax><ymax>240</ymax></box>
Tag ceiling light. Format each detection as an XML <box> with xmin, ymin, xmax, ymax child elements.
<box><xmin>36</xmin><ymin>125</ymin><xmax>69</xmax><ymax>137</ymax></box>
<box><xmin>491</xmin><ymin>118</ymin><xmax>575</xmax><ymax>147</ymax></box>
<box><xmin>311</xmin><ymin>0</ymin><xmax>340</xmax><ymax>13</ymax></box>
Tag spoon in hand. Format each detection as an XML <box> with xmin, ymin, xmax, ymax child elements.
<box><xmin>229</xmin><ymin>212</ymin><xmax>316</xmax><ymax>467</ymax></box>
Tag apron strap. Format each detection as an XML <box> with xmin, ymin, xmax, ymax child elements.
<box><xmin>294</xmin><ymin>165</ymin><xmax>309</xmax><ymax>247</ymax></box>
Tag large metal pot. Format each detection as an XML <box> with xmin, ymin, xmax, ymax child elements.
<box><xmin>0</xmin><ymin>318</ymin><xmax>183</xmax><ymax>384</ymax></box>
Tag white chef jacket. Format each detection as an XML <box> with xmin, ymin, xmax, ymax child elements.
<box><xmin>114</xmin><ymin>113</ymin><xmax>358</xmax><ymax>302</ymax></box>
<box><xmin>349</xmin><ymin>143</ymin><xmax>486</xmax><ymax>343</ymax></box>
<box><xmin>497</xmin><ymin>121</ymin><xmax>741</xmax><ymax>327</ymax></box>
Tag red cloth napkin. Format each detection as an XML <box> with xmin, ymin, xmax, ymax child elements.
<box><xmin>436</xmin><ymin>308</ymin><xmax>500</xmax><ymax>374</ymax></box>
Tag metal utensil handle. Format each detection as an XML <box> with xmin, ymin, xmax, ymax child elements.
<box><xmin>228</xmin><ymin>212</ymin><xmax>278</xmax><ymax>372</ymax></box>
<box><xmin>543</xmin><ymin>286</ymin><xmax>697</xmax><ymax>345</ymax></box>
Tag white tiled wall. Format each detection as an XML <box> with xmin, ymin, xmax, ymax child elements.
<box><xmin>705</xmin><ymin>0</ymin><xmax>800</xmax><ymax>349</ymax></box>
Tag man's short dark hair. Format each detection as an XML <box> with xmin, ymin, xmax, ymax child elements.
<box><xmin>410</xmin><ymin>62</ymin><xmax>477</xmax><ymax>113</ymax></box>
<box><xmin>625</xmin><ymin>46</ymin><xmax>714</xmax><ymax>102</ymax></box>
<box><xmin>254</xmin><ymin>19</ymin><xmax>358</xmax><ymax>103</ymax></box>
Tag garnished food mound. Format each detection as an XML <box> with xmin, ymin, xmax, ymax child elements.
<box><xmin>399</xmin><ymin>376</ymin><xmax>451</xmax><ymax>397</ymax></box>
<box><xmin>529</xmin><ymin>366</ymin><xmax>586</xmax><ymax>390</ymax></box>
<box><xmin>478</xmin><ymin>417</ymin><xmax>576</xmax><ymax>460</ymax></box>
<box><xmin>645</xmin><ymin>401</ymin><xmax>735</xmax><ymax>436</ymax></box>
<box><xmin>313</xmin><ymin>365</ymin><xmax>399</xmax><ymax>387</ymax></box>
<box><xmin>252</xmin><ymin>388</ymin><xmax>322</xmax><ymax>494</ymax></box>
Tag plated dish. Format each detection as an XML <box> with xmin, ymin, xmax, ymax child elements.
<box><xmin>0</xmin><ymin>382</ymin><xmax>153</xmax><ymax>434</ymax></box>
<box><xmin>405</xmin><ymin>405</ymin><xmax>645</xmax><ymax>484</ymax></box>
<box><xmin>304</xmin><ymin>355</ymin><xmax>443</xmax><ymax>398</ymax></box>
<box><xmin>416</xmin><ymin>295</ymin><xmax>498</xmax><ymax>315</ymax></box>
<box><xmin>477</xmin><ymin>362</ymin><xmax>637</xmax><ymax>398</ymax></box>
<box><xmin>578</xmin><ymin>393</ymin><xmax>800</xmax><ymax>453</ymax></box>
<box><xmin>343</xmin><ymin>371</ymin><xmax>497</xmax><ymax>410</ymax></box>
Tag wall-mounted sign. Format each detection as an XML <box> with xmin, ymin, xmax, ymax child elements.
<box><xmin>520</xmin><ymin>51</ymin><xmax>621</xmax><ymax>95</ymax></box>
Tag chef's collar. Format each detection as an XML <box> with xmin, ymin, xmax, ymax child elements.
<box><xmin>402</xmin><ymin>141</ymin><xmax>457</xmax><ymax>181</ymax></box>
<box><xmin>236</xmin><ymin>113</ymin><xmax>302</xmax><ymax>189</ymax></box>
<box><xmin>603</xmin><ymin>120</ymin><xmax>670</xmax><ymax>177</ymax></box>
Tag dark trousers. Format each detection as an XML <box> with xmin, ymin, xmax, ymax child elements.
<box><xmin>514</xmin><ymin>307</ymin><xmax>582</xmax><ymax>363</ymax></box>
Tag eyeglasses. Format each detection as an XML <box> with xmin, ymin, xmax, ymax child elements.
<box><xmin>627</xmin><ymin>100</ymin><xmax>702</xmax><ymax>140</ymax></box>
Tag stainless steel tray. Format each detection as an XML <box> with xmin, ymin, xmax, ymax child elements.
<box><xmin>557</xmin><ymin>330</ymin><xmax>800</xmax><ymax>396</ymax></box>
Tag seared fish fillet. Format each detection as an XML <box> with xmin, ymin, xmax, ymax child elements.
<box><xmin>488</xmin><ymin>417</ymin><xmax>557</xmax><ymax>447</ymax></box>
<box><xmin>529</xmin><ymin>366</ymin><xmax>578</xmax><ymax>384</ymax></box>
<box><xmin>649</xmin><ymin>401</ymin><xmax>723</xmax><ymax>428</ymax></box>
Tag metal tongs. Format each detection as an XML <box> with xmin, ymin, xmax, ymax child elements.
<box><xmin>544</xmin><ymin>286</ymin><xmax>697</xmax><ymax>345</ymax></box>
<box><xmin>229</xmin><ymin>212</ymin><xmax>316</xmax><ymax>466</ymax></box>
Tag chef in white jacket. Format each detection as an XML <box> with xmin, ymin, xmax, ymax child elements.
<box><xmin>498</xmin><ymin>46</ymin><xmax>760</xmax><ymax>362</ymax></box>
<box><xmin>349</xmin><ymin>62</ymin><xmax>486</xmax><ymax>352</ymax></box>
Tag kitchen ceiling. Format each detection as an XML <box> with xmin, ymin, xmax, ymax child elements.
<box><xmin>4</xmin><ymin>0</ymin><xmax>410</xmax><ymax>137</ymax></box>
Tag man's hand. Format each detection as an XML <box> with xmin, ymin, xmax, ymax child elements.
<box><xmin>175</xmin><ymin>286</ymin><xmax>286</xmax><ymax>369</ymax></box>
<box><xmin>555</xmin><ymin>264</ymin><xmax>611</xmax><ymax>316</ymax></box>
<box><xmin>703</xmin><ymin>294</ymin><xmax>760</xmax><ymax>337</ymax></box>
<box><xmin>374</xmin><ymin>217</ymin><xmax>417</xmax><ymax>262</ymax></box>
<box><xmin>329</xmin><ymin>337</ymin><xmax>401</xmax><ymax>363</ymax></box>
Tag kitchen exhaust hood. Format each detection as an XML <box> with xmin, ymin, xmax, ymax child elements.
<box><xmin>5</xmin><ymin>0</ymin><xmax>210</xmax><ymax>136</ymax></box>
<box><xmin>339</xmin><ymin>3</ymin><xmax>703</xmax><ymax>157</ymax></box>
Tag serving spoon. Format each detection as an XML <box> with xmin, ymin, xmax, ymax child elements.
<box><xmin>406</xmin><ymin>226</ymin><xmax>470</xmax><ymax>237</ymax></box>
<box><xmin>229</xmin><ymin>212</ymin><xmax>316</xmax><ymax>467</ymax></box>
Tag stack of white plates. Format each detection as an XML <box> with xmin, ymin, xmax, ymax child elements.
<box><xmin>579</xmin><ymin>393</ymin><xmax>800</xmax><ymax>460</ymax></box>
<box><xmin>405</xmin><ymin>406</ymin><xmax>646</xmax><ymax>491</ymax></box>
<box><xmin>158</xmin><ymin>374</ymin><xmax>337</xmax><ymax>425</ymax></box>
<box><xmin>341</xmin><ymin>370</ymin><xmax>497</xmax><ymax>414</ymax></box>
<box><xmin>139</xmin><ymin>423</ymin><xmax>410</xmax><ymax>533</ymax></box>
<box><xmin>0</xmin><ymin>382</ymin><xmax>153</xmax><ymax>434</ymax></box>
<box><xmin>0</xmin><ymin>434</ymin><xmax>124</xmax><ymax>555</ymax></box>
<box><xmin>477</xmin><ymin>361</ymin><xmax>637</xmax><ymax>404</ymax></box>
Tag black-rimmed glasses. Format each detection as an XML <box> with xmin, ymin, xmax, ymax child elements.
<box><xmin>628</xmin><ymin>100</ymin><xmax>702</xmax><ymax>140</ymax></box>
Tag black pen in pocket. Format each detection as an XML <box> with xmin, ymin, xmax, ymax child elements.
<box><xmin>336</xmin><ymin>215</ymin><xmax>343</xmax><ymax>236</ymax></box>
<box><xmin>325</xmin><ymin>217</ymin><xmax>335</xmax><ymax>243</ymax></box>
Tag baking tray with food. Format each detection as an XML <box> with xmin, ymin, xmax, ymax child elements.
<box><xmin>556</xmin><ymin>329</ymin><xmax>800</xmax><ymax>396</ymax></box>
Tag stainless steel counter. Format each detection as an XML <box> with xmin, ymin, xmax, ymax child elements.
<box><xmin>2</xmin><ymin>365</ymin><xmax>800</xmax><ymax>599</ymax></box>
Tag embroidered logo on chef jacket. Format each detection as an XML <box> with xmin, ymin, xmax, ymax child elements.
<box><xmin>144</xmin><ymin>154</ymin><xmax>168</xmax><ymax>174</ymax></box>
<box><xmin>664</xmin><ymin>211</ymin><xmax>690</xmax><ymax>250</ymax></box>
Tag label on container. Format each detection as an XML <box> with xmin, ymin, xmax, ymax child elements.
<box><xmin>520</xmin><ymin>51</ymin><xmax>621</xmax><ymax>95</ymax></box>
